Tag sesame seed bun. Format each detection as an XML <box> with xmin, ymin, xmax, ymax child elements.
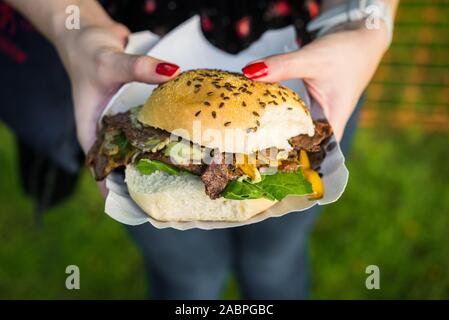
<box><xmin>138</xmin><ymin>69</ymin><xmax>314</xmax><ymax>153</ymax></box>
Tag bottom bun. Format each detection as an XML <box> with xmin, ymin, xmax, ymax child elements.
<box><xmin>125</xmin><ymin>165</ymin><xmax>276</xmax><ymax>222</ymax></box>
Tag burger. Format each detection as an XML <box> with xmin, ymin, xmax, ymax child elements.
<box><xmin>87</xmin><ymin>69</ymin><xmax>332</xmax><ymax>222</ymax></box>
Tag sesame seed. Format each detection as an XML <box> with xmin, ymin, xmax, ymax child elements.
<box><xmin>287</xmin><ymin>107</ymin><xmax>293</xmax><ymax>110</ymax></box>
<box><xmin>256</xmin><ymin>120</ymin><xmax>260</xmax><ymax>126</ymax></box>
<box><xmin>223</xmin><ymin>96</ymin><xmax>230</xmax><ymax>100</ymax></box>
<box><xmin>207</xmin><ymin>92</ymin><xmax>214</xmax><ymax>96</ymax></box>
<box><xmin>242</xmin><ymin>101</ymin><xmax>247</xmax><ymax>107</ymax></box>
<box><xmin>212</xmin><ymin>111</ymin><xmax>217</xmax><ymax>118</ymax></box>
<box><xmin>233</xmin><ymin>93</ymin><xmax>240</xmax><ymax>96</ymax></box>
<box><xmin>219</xmin><ymin>102</ymin><xmax>224</xmax><ymax>108</ymax></box>
<box><xmin>252</xmin><ymin>111</ymin><xmax>260</xmax><ymax>117</ymax></box>
<box><xmin>195</xmin><ymin>110</ymin><xmax>201</xmax><ymax>117</ymax></box>
<box><xmin>204</xmin><ymin>101</ymin><xmax>210</xmax><ymax>106</ymax></box>
<box><xmin>187</xmin><ymin>80</ymin><xmax>192</xmax><ymax>86</ymax></box>
<box><xmin>282</xmin><ymin>97</ymin><xmax>286</xmax><ymax>102</ymax></box>
<box><xmin>224</xmin><ymin>121</ymin><xmax>231</xmax><ymax>127</ymax></box>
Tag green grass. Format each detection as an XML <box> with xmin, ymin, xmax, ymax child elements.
<box><xmin>0</xmin><ymin>122</ymin><xmax>448</xmax><ymax>299</ymax></box>
<box><xmin>0</xmin><ymin>124</ymin><xmax>145</xmax><ymax>299</ymax></box>
<box><xmin>311</xmin><ymin>126</ymin><xmax>449</xmax><ymax>299</ymax></box>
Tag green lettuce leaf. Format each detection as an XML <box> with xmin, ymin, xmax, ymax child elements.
<box><xmin>221</xmin><ymin>179</ymin><xmax>276</xmax><ymax>201</ymax></box>
<box><xmin>136</xmin><ymin>159</ymin><xmax>182</xmax><ymax>176</ymax></box>
<box><xmin>114</xmin><ymin>131</ymin><xmax>130</xmax><ymax>157</ymax></box>
<box><xmin>223</xmin><ymin>171</ymin><xmax>313</xmax><ymax>201</ymax></box>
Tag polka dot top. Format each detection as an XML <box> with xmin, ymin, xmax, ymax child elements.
<box><xmin>0</xmin><ymin>0</ymin><xmax>321</xmax><ymax>63</ymax></box>
<box><xmin>101</xmin><ymin>0</ymin><xmax>321</xmax><ymax>54</ymax></box>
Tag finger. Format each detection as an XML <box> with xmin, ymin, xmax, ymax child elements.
<box><xmin>242</xmin><ymin>49</ymin><xmax>317</xmax><ymax>82</ymax></box>
<box><xmin>110</xmin><ymin>23</ymin><xmax>131</xmax><ymax>48</ymax></box>
<box><xmin>305</xmin><ymin>81</ymin><xmax>331</xmax><ymax>119</ymax></box>
<box><xmin>103</xmin><ymin>51</ymin><xmax>180</xmax><ymax>84</ymax></box>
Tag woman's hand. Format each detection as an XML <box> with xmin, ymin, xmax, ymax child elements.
<box><xmin>6</xmin><ymin>0</ymin><xmax>180</xmax><ymax>153</ymax></box>
<box><xmin>57</xmin><ymin>22</ymin><xmax>180</xmax><ymax>196</ymax></box>
<box><xmin>58</xmin><ymin>22</ymin><xmax>180</xmax><ymax>197</ymax></box>
<box><xmin>242</xmin><ymin>25</ymin><xmax>390</xmax><ymax>141</ymax></box>
<box><xmin>6</xmin><ymin>0</ymin><xmax>180</xmax><ymax>197</ymax></box>
<box><xmin>57</xmin><ymin>22</ymin><xmax>180</xmax><ymax>154</ymax></box>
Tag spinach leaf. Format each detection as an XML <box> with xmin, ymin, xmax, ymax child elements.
<box><xmin>136</xmin><ymin>159</ymin><xmax>182</xmax><ymax>176</ymax></box>
<box><xmin>223</xmin><ymin>171</ymin><xmax>312</xmax><ymax>201</ymax></box>
<box><xmin>222</xmin><ymin>180</ymin><xmax>276</xmax><ymax>201</ymax></box>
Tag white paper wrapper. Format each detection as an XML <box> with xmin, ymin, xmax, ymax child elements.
<box><xmin>101</xmin><ymin>16</ymin><xmax>349</xmax><ymax>230</ymax></box>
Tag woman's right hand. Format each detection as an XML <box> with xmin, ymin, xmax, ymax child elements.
<box><xmin>6</xmin><ymin>0</ymin><xmax>180</xmax><ymax>153</ymax></box>
<box><xmin>5</xmin><ymin>0</ymin><xmax>179</xmax><ymax>197</ymax></box>
<box><xmin>59</xmin><ymin>22</ymin><xmax>181</xmax><ymax>197</ymax></box>
<box><xmin>56</xmin><ymin>22</ymin><xmax>180</xmax><ymax>154</ymax></box>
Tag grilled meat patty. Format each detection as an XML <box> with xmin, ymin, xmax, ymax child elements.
<box><xmin>86</xmin><ymin>109</ymin><xmax>332</xmax><ymax>199</ymax></box>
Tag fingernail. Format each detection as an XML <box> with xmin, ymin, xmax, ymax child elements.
<box><xmin>156</xmin><ymin>62</ymin><xmax>179</xmax><ymax>76</ymax></box>
<box><xmin>242</xmin><ymin>61</ymin><xmax>268</xmax><ymax>79</ymax></box>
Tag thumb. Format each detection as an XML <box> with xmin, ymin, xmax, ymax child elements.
<box><xmin>242</xmin><ymin>49</ymin><xmax>316</xmax><ymax>83</ymax></box>
<box><xmin>103</xmin><ymin>51</ymin><xmax>180</xmax><ymax>84</ymax></box>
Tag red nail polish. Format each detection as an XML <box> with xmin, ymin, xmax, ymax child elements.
<box><xmin>156</xmin><ymin>62</ymin><xmax>179</xmax><ymax>76</ymax></box>
<box><xmin>242</xmin><ymin>61</ymin><xmax>268</xmax><ymax>79</ymax></box>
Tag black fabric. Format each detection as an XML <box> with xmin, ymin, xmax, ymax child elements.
<box><xmin>17</xmin><ymin>140</ymin><xmax>81</xmax><ymax>224</ymax></box>
<box><xmin>102</xmin><ymin>0</ymin><xmax>320</xmax><ymax>54</ymax></box>
<box><xmin>0</xmin><ymin>5</ymin><xmax>81</xmax><ymax>173</ymax></box>
<box><xmin>0</xmin><ymin>3</ymin><xmax>82</xmax><ymax>212</ymax></box>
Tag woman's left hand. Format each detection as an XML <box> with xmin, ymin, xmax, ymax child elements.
<box><xmin>242</xmin><ymin>25</ymin><xmax>390</xmax><ymax>141</ymax></box>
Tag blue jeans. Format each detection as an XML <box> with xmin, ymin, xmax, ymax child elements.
<box><xmin>126</xmin><ymin>95</ymin><xmax>364</xmax><ymax>299</ymax></box>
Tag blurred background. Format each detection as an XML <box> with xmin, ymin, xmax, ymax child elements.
<box><xmin>0</xmin><ymin>1</ymin><xmax>448</xmax><ymax>299</ymax></box>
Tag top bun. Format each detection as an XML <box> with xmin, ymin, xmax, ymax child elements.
<box><xmin>139</xmin><ymin>69</ymin><xmax>314</xmax><ymax>153</ymax></box>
